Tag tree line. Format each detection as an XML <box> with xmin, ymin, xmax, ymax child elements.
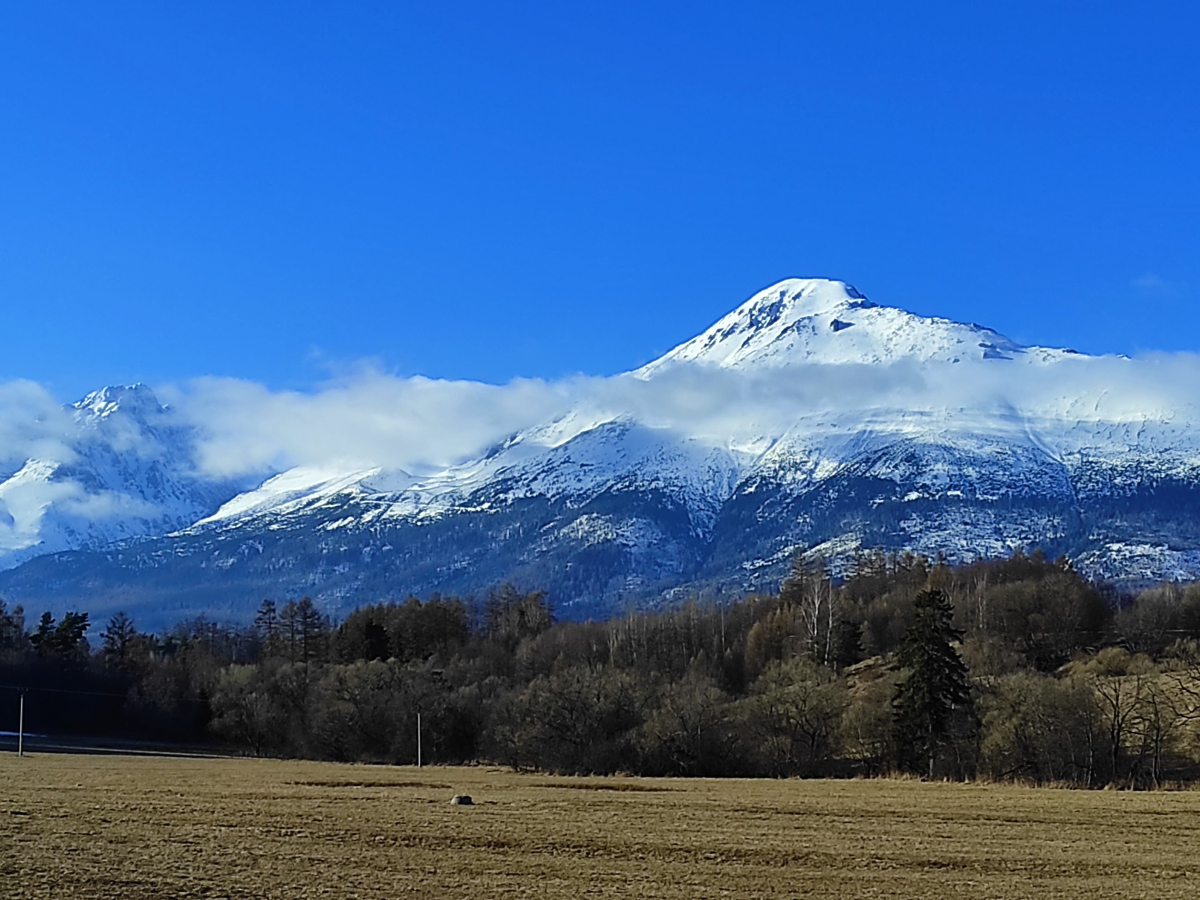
<box><xmin>4</xmin><ymin>551</ymin><xmax>1200</xmax><ymax>785</ymax></box>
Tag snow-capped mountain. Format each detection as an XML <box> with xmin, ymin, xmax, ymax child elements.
<box><xmin>4</xmin><ymin>278</ymin><xmax>1200</xmax><ymax>628</ymax></box>
<box><xmin>0</xmin><ymin>385</ymin><xmax>244</xmax><ymax>569</ymax></box>
<box><xmin>637</xmin><ymin>278</ymin><xmax>1079</xmax><ymax>371</ymax></box>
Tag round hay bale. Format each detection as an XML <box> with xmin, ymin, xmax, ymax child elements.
<box><xmin>450</xmin><ymin>794</ymin><xmax>473</xmax><ymax>806</ymax></box>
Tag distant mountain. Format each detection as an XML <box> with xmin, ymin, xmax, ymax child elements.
<box><xmin>3</xmin><ymin>278</ymin><xmax>1200</xmax><ymax>628</ymax></box>
<box><xmin>0</xmin><ymin>385</ymin><xmax>244</xmax><ymax>569</ymax></box>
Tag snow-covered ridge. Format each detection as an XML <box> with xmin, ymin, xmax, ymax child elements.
<box><xmin>195</xmin><ymin>417</ymin><xmax>744</xmax><ymax>539</ymax></box>
<box><xmin>0</xmin><ymin>384</ymin><xmax>243</xmax><ymax>568</ymax></box>
<box><xmin>73</xmin><ymin>383</ymin><xmax>165</xmax><ymax>422</ymax></box>
<box><xmin>179</xmin><ymin>279</ymin><xmax>1184</xmax><ymax>540</ymax></box>
<box><xmin>639</xmin><ymin>278</ymin><xmax>1084</xmax><ymax>373</ymax></box>
<box><xmin>4</xmin><ymin>276</ymin><xmax>1200</xmax><ymax>610</ymax></box>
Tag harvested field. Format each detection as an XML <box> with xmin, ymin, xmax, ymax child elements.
<box><xmin>2</xmin><ymin>754</ymin><xmax>1199</xmax><ymax>898</ymax></box>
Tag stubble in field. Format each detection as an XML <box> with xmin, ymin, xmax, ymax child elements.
<box><xmin>2</xmin><ymin>754</ymin><xmax>1198</xmax><ymax>898</ymax></box>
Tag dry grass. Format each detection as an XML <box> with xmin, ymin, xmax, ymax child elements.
<box><xmin>3</xmin><ymin>754</ymin><xmax>1200</xmax><ymax>898</ymax></box>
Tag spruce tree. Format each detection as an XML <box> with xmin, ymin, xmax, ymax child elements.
<box><xmin>254</xmin><ymin>599</ymin><xmax>280</xmax><ymax>658</ymax></box>
<box><xmin>54</xmin><ymin>611</ymin><xmax>91</xmax><ymax>659</ymax></box>
<box><xmin>294</xmin><ymin>597</ymin><xmax>327</xmax><ymax>665</ymax></box>
<box><xmin>101</xmin><ymin>612</ymin><xmax>138</xmax><ymax>669</ymax></box>
<box><xmin>30</xmin><ymin>612</ymin><xmax>56</xmax><ymax>656</ymax></box>
<box><xmin>892</xmin><ymin>588</ymin><xmax>972</xmax><ymax>777</ymax></box>
<box><xmin>0</xmin><ymin>601</ymin><xmax>26</xmax><ymax>651</ymax></box>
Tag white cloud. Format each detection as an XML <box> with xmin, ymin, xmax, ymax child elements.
<box><xmin>156</xmin><ymin>361</ymin><xmax>948</xmax><ymax>479</ymax></box>
<box><xmin>163</xmin><ymin>368</ymin><xmax>578</xmax><ymax>478</ymax></box>
<box><xmin>5</xmin><ymin>349</ymin><xmax>1200</xmax><ymax>522</ymax></box>
<box><xmin>0</xmin><ymin>380</ymin><xmax>76</xmax><ymax>472</ymax></box>
<box><xmin>1133</xmin><ymin>273</ymin><xmax>1184</xmax><ymax>296</ymax></box>
<box><xmin>158</xmin><ymin>352</ymin><xmax>1200</xmax><ymax>482</ymax></box>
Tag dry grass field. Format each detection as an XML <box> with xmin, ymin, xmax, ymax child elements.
<box><xmin>3</xmin><ymin>753</ymin><xmax>1199</xmax><ymax>899</ymax></box>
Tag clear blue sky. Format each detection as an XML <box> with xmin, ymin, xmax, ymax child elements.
<box><xmin>2</xmin><ymin>1</ymin><xmax>1197</xmax><ymax>400</ymax></box>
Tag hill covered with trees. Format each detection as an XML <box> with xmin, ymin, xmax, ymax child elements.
<box><xmin>4</xmin><ymin>550</ymin><xmax>1200</xmax><ymax>787</ymax></box>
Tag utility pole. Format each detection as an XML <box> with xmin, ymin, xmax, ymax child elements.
<box><xmin>416</xmin><ymin>711</ymin><xmax>422</xmax><ymax>768</ymax></box>
<box><xmin>18</xmin><ymin>690</ymin><xmax>25</xmax><ymax>758</ymax></box>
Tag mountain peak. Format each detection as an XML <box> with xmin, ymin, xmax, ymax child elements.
<box><xmin>722</xmin><ymin>278</ymin><xmax>878</xmax><ymax>333</ymax></box>
<box><xmin>638</xmin><ymin>278</ymin><xmax>1079</xmax><ymax>373</ymax></box>
<box><xmin>73</xmin><ymin>383</ymin><xmax>165</xmax><ymax>421</ymax></box>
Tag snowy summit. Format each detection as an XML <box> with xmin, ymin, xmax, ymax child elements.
<box><xmin>0</xmin><ymin>277</ymin><xmax>1197</xmax><ymax>626</ymax></box>
<box><xmin>640</xmin><ymin>278</ymin><xmax>1078</xmax><ymax>372</ymax></box>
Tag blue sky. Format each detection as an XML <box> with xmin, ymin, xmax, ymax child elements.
<box><xmin>1</xmin><ymin>1</ymin><xmax>1197</xmax><ymax>400</ymax></box>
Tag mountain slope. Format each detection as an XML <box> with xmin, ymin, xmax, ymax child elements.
<box><xmin>3</xmin><ymin>278</ymin><xmax>1200</xmax><ymax>627</ymax></box>
<box><xmin>638</xmin><ymin>278</ymin><xmax>1080</xmax><ymax>372</ymax></box>
<box><xmin>0</xmin><ymin>385</ymin><xmax>243</xmax><ymax>569</ymax></box>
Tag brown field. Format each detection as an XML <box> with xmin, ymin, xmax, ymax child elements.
<box><xmin>3</xmin><ymin>753</ymin><xmax>1200</xmax><ymax>898</ymax></box>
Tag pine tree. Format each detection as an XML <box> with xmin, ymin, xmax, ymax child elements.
<box><xmin>55</xmin><ymin>612</ymin><xmax>91</xmax><ymax>660</ymax></box>
<box><xmin>30</xmin><ymin>611</ymin><xmax>90</xmax><ymax>659</ymax></box>
<box><xmin>278</xmin><ymin>600</ymin><xmax>299</xmax><ymax>664</ymax></box>
<box><xmin>0</xmin><ymin>600</ymin><xmax>26</xmax><ymax>651</ymax></box>
<box><xmin>294</xmin><ymin>597</ymin><xmax>327</xmax><ymax>665</ymax></box>
<box><xmin>101</xmin><ymin>612</ymin><xmax>138</xmax><ymax>669</ymax></box>
<box><xmin>254</xmin><ymin>599</ymin><xmax>280</xmax><ymax>658</ymax></box>
<box><xmin>892</xmin><ymin>588</ymin><xmax>972</xmax><ymax>777</ymax></box>
<box><xmin>30</xmin><ymin>612</ymin><xmax>56</xmax><ymax>656</ymax></box>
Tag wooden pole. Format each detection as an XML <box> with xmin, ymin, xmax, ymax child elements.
<box><xmin>416</xmin><ymin>712</ymin><xmax>422</xmax><ymax>768</ymax></box>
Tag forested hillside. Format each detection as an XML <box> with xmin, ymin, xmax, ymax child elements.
<box><xmin>5</xmin><ymin>550</ymin><xmax>1200</xmax><ymax>786</ymax></box>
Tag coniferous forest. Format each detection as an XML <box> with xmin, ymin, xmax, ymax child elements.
<box><xmin>5</xmin><ymin>550</ymin><xmax>1200</xmax><ymax>787</ymax></box>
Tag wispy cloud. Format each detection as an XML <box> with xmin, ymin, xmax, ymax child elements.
<box><xmin>164</xmin><ymin>369</ymin><xmax>576</xmax><ymax>478</ymax></box>
<box><xmin>1132</xmin><ymin>273</ymin><xmax>1185</xmax><ymax>296</ymax></box>
<box><xmin>163</xmin><ymin>352</ymin><xmax>1200</xmax><ymax>480</ymax></box>
<box><xmin>0</xmin><ymin>380</ymin><xmax>76</xmax><ymax>471</ymax></box>
<box><xmin>4</xmin><ymin>348</ymin><xmax>1200</xmax><ymax>542</ymax></box>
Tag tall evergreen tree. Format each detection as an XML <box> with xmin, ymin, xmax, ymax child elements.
<box><xmin>55</xmin><ymin>611</ymin><xmax>92</xmax><ymax>660</ymax></box>
<box><xmin>278</xmin><ymin>600</ymin><xmax>300</xmax><ymax>664</ymax></box>
<box><xmin>29</xmin><ymin>611</ymin><xmax>56</xmax><ymax>656</ymax></box>
<box><xmin>0</xmin><ymin>600</ymin><xmax>28</xmax><ymax>652</ymax></box>
<box><xmin>892</xmin><ymin>589</ymin><xmax>972</xmax><ymax>777</ymax></box>
<box><xmin>101</xmin><ymin>612</ymin><xmax>138</xmax><ymax>669</ymax></box>
<box><xmin>294</xmin><ymin>597</ymin><xmax>327</xmax><ymax>665</ymax></box>
<box><xmin>29</xmin><ymin>611</ymin><xmax>90</xmax><ymax>659</ymax></box>
<box><xmin>254</xmin><ymin>599</ymin><xmax>280</xmax><ymax>658</ymax></box>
